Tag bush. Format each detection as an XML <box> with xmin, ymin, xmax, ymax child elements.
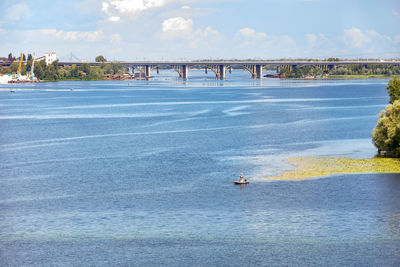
<box><xmin>387</xmin><ymin>76</ymin><xmax>400</xmax><ymax>104</ymax></box>
<box><xmin>372</xmin><ymin>100</ymin><xmax>400</xmax><ymax>157</ymax></box>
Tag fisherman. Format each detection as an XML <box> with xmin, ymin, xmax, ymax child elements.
<box><xmin>239</xmin><ymin>173</ymin><xmax>244</xmax><ymax>182</ymax></box>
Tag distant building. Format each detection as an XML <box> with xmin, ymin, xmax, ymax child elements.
<box><xmin>45</xmin><ymin>52</ymin><xmax>57</xmax><ymax>65</ymax></box>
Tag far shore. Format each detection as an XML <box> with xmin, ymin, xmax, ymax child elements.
<box><xmin>0</xmin><ymin>74</ymin><xmax>398</xmax><ymax>84</ymax></box>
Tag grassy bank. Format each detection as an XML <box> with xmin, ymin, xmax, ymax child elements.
<box><xmin>265</xmin><ymin>156</ymin><xmax>400</xmax><ymax>181</ymax></box>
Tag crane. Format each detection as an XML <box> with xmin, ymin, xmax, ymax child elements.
<box><xmin>30</xmin><ymin>52</ymin><xmax>36</xmax><ymax>78</ymax></box>
<box><xmin>17</xmin><ymin>53</ymin><xmax>23</xmax><ymax>75</ymax></box>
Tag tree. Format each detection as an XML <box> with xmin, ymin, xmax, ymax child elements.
<box><xmin>111</xmin><ymin>62</ymin><xmax>123</xmax><ymax>74</ymax></box>
<box><xmin>79</xmin><ymin>63</ymin><xmax>91</xmax><ymax>75</ymax></box>
<box><xmin>27</xmin><ymin>54</ymin><xmax>33</xmax><ymax>61</ymax></box>
<box><xmin>386</xmin><ymin>76</ymin><xmax>400</xmax><ymax>104</ymax></box>
<box><xmin>95</xmin><ymin>55</ymin><xmax>107</xmax><ymax>62</ymax></box>
<box><xmin>372</xmin><ymin>100</ymin><xmax>400</xmax><ymax>157</ymax></box>
<box><xmin>8</xmin><ymin>53</ymin><xmax>13</xmax><ymax>60</ymax></box>
<box><xmin>22</xmin><ymin>54</ymin><xmax>26</xmax><ymax>61</ymax></box>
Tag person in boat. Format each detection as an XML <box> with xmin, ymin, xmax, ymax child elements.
<box><xmin>239</xmin><ymin>173</ymin><xmax>244</xmax><ymax>182</ymax></box>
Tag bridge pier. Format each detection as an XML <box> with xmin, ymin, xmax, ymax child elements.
<box><xmin>256</xmin><ymin>65</ymin><xmax>263</xmax><ymax>79</ymax></box>
<box><xmin>145</xmin><ymin>65</ymin><xmax>151</xmax><ymax>78</ymax></box>
<box><xmin>219</xmin><ymin>65</ymin><xmax>226</xmax><ymax>79</ymax></box>
<box><xmin>181</xmin><ymin>65</ymin><xmax>188</xmax><ymax>79</ymax></box>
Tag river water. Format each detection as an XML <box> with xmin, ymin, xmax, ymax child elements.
<box><xmin>1</xmin><ymin>71</ymin><xmax>399</xmax><ymax>266</ymax></box>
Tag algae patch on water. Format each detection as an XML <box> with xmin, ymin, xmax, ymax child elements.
<box><xmin>266</xmin><ymin>156</ymin><xmax>400</xmax><ymax>181</ymax></box>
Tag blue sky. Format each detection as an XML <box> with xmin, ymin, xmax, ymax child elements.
<box><xmin>1</xmin><ymin>0</ymin><xmax>399</xmax><ymax>60</ymax></box>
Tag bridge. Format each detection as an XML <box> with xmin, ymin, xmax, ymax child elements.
<box><xmin>58</xmin><ymin>60</ymin><xmax>400</xmax><ymax>79</ymax></box>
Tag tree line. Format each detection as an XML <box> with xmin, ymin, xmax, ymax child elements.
<box><xmin>0</xmin><ymin>58</ymin><xmax>125</xmax><ymax>81</ymax></box>
<box><xmin>279</xmin><ymin>64</ymin><xmax>400</xmax><ymax>78</ymax></box>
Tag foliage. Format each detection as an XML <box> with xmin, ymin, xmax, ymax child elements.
<box><xmin>386</xmin><ymin>76</ymin><xmax>400</xmax><ymax>104</ymax></box>
<box><xmin>28</xmin><ymin>61</ymin><xmax>127</xmax><ymax>80</ymax></box>
<box><xmin>372</xmin><ymin>100</ymin><xmax>400</xmax><ymax>157</ymax></box>
<box><xmin>279</xmin><ymin>64</ymin><xmax>400</xmax><ymax>78</ymax></box>
<box><xmin>95</xmin><ymin>55</ymin><xmax>107</xmax><ymax>62</ymax></box>
<box><xmin>8</xmin><ymin>53</ymin><xmax>13</xmax><ymax>60</ymax></box>
<box><xmin>280</xmin><ymin>65</ymin><xmax>323</xmax><ymax>78</ymax></box>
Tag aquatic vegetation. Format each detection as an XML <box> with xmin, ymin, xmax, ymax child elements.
<box><xmin>266</xmin><ymin>156</ymin><xmax>400</xmax><ymax>181</ymax></box>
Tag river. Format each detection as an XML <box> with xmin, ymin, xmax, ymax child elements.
<box><xmin>1</xmin><ymin>70</ymin><xmax>399</xmax><ymax>266</ymax></box>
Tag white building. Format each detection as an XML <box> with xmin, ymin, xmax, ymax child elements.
<box><xmin>45</xmin><ymin>52</ymin><xmax>57</xmax><ymax>65</ymax></box>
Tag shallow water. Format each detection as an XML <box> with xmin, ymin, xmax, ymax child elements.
<box><xmin>1</xmin><ymin>71</ymin><xmax>399</xmax><ymax>266</ymax></box>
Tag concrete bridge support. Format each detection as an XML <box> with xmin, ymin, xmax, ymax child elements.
<box><xmin>145</xmin><ymin>65</ymin><xmax>151</xmax><ymax>78</ymax></box>
<box><xmin>219</xmin><ymin>65</ymin><xmax>226</xmax><ymax>79</ymax></box>
<box><xmin>256</xmin><ymin>65</ymin><xmax>263</xmax><ymax>79</ymax></box>
<box><xmin>181</xmin><ymin>65</ymin><xmax>189</xmax><ymax>79</ymax></box>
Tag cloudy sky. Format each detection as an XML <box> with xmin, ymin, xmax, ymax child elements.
<box><xmin>1</xmin><ymin>0</ymin><xmax>399</xmax><ymax>61</ymax></box>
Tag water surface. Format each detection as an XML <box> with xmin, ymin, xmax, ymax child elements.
<box><xmin>1</xmin><ymin>71</ymin><xmax>399</xmax><ymax>266</ymax></box>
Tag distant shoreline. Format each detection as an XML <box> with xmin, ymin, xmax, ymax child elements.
<box><xmin>37</xmin><ymin>74</ymin><xmax>400</xmax><ymax>82</ymax></box>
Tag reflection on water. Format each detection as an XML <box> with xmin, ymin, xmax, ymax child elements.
<box><xmin>0</xmin><ymin>73</ymin><xmax>399</xmax><ymax>266</ymax></box>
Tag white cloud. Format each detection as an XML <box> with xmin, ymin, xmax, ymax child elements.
<box><xmin>238</xmin><ymin>28</ymin><xmax>267</xmax><ymax>39</ymax></box>
<box><xmin>158</xmin><ymin>17</ymin><xmax>220</xmax><ymax>51</ymax></box>
<box><xmin>101</xmin><ymin>0</ymin><xmax>173</xmax><ymax>18</ymax></box>
<box><xmin>102</xmin><ymin>2</ymin><xmax>110</xmax><ymax>13</ymax></box>
<box><xmin>306</xmin><ymin>33</ymin><xmax>318</xmax><ymax>47</ymax></box>
<box><xmin>110</xmin><ymin>0</ymin><xmax>166</xmax><ymax>13</ymax></box>
<box><xmin>393</xmin><ymin>10</ymin><xmax>400</xmax><ymax>19</ymax></box>
<box><xmin>4</xmin><ymin>3</ymin><xmax>31</xmax><ymax>21</ymax></box>
<box><xmin>366</xmin><ymin>29</ymin><xmax>392</xmax><ymax>41</ymax></box>
<box><xmin>109</xmin><ymin>16</ymin><xmax>121</xmax><ymax>22</ymax></box>
<box><xmin>38</xmin><ymin>29</ymin><xmax>104</xmax><ymax>42</ymax></box>
<box><xmin>343</xmin><ymin>27</ymin><xmax>371</xmax><ymax>48</ymax></box>
<box><xmin>161</xmin><ymin>17</ymin><xmax>193</xmax><ymax>40</ymax></box>
<box><xmin>234</xmin><ymin>27</ymin><xmax>298</xmax><ymax>58</ymax></box>
<box><xmin>306</xmin><ymin>33</ymin><xmax>327</xmax><ymax>50</ymax></box>
<box><xmin>101</xmin><ymin>0</ymin><xmax>214</xmax><ymax>21</ymax></box>
<box><xmin>110</xmin><ymin>33</ymin><xmax>122</xmax><ymax>43</ymax></box>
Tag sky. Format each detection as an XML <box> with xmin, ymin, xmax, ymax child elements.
<box><xmin>0</xmin><ymin>0</ymin><xmax>399</xmax><ymax>61</ymax></box>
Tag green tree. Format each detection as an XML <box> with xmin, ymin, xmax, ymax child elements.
<box><xmin>111</xmin><ymin>62</ymin><xmax>123</xmax><ymax>74</ymax></box>
<box><xmin>27</xmin><ymin>54</ymin><xmax>33</xmax><ymax>61</ymax></box>
<box><xmin>8</xmin><ymin>53</ymin><xmax>13</xmax><ymax>60</ymax></box>
<box><xmin>34</xmin><ymin>61</ymin><xmax>46</xmax><ymax>80</ymax></box>
<box><xmin>95</xmin><ymin>55</ymin><xmax>107</xmax><ymax>62</ymax></box>
<box><xmin>386</xmin><ymin>76</ymin><xmax>400</xmax><ymax>104</ymax></box>
<box><xmin>372</xmin><ymin>100</ymin><xmax>400</xmax><ymax>157</ymax></box>
<box><xmin>9</xmin><ymin>62</ymin><xmax>19</xmax><ymax>73</ymax></box>
<box><xmin>101</xmin><ymin>63</ymin><xmax>113</xmax><ymax>74</ymax></box>
<box><xmin>79</xmin><ymin>63</ymin><xmax>91</xmax><ymax>75</ymax></box>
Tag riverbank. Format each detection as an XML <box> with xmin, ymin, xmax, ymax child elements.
<box><xmin>265</xmin><ymin>156</ymin><xmax>400</xmax><ymax>181</ymax></box>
